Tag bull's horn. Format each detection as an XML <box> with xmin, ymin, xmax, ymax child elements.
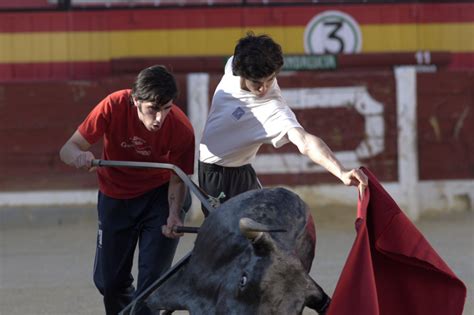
<box><xmin>239</xmin><ymin>218</ymin><xmax>286</xmax><ymax>241</ymax></box>
<box><xmin>239</xmin><ymin>218</ymin><xmax>264</xmax><ymax>241</ymax></box>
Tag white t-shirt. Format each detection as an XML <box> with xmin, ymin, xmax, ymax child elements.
<box><xmin>199</xmin><ymin>57</ymin><xmax>302</xmax><ymax>167</ymax></box>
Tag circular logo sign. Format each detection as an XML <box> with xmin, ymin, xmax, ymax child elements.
<box><xmin>304</xmin><ymin>10</ymin><xmax>362</xmax><ymax>54</ymax></box>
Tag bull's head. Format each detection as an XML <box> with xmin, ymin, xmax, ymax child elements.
<box><xmin>145</xmin><ymin>188</ymin><xmax>331</xmax><ymax>314</ymax></box>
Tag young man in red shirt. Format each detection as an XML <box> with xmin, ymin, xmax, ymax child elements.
<box><xmin>60</xmin><ymin>65</ymin><xmax>195</xmax><ymax>314</ymax></box>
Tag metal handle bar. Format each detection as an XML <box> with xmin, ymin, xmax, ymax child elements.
<box><xmin>173</xmin><ymin>226</ymin><xmax>199</xmax><ymax>234</ymax></box>
<box><xmin>161</xmin><ymin>225</ymin><xmax>200</xmax><ymax>235</ymax></box>
<box><xmin>91</xmin><ymin>159</ymin><xmax>213</xmax><ymax>214</ymax></box>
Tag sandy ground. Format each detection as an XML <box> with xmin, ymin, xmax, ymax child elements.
<box><xmin>0</xmin><ymin>203</ymin><xmax>472</xmax><ymax>315</ymax></box>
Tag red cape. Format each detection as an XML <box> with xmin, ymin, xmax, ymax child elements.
<box><xmin>327</xmin><ymin>168</ymin><xmax>466</xmax><ymax>315</ymax></box>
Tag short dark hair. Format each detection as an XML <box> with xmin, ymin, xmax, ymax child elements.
<box><xmin>232</xmin><ymin>32</ymin><xmax>284</xmax><ymax>80</ymax></box>
<box><xmin>131</xmin><ymin>65</ymin><xmax>178</xmax><ymax>106</ymax></box>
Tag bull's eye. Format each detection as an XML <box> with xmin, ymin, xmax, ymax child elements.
<box><xmin>239</xmin><ymin>274</ymin><xmax>248</xmax><ymax>288</ymax></box>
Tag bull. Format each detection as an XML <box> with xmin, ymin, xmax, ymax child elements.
<box><xmin>144</xmin><ymin>187</ymin><xmax>331</xmax><ymax>314</ymax></box>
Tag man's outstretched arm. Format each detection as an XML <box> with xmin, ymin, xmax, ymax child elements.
<box><xmin>287</xmin><ymin>127</ymin><xmax>368</xmax><ymax>196</ymax></box>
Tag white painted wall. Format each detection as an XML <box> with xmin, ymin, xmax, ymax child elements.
<box><xmin>395</xmin><ymin>66</ymin><xmax>420</xmax><ymax>220</ymax></box>
<box><xmin>187</xmin><ymin>73</ymin><xmax>210</xmax><ymax>217</ymax></box>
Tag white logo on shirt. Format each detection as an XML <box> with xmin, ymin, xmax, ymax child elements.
<box><xmin>121</xmin><ymin>136</ymin><xmax>151</xmax><ymax>156</ymax></box>
<box><xmin>231</xmin><ymin>107</ymin><xmax>245</xmax><ymax>121</ymax></box>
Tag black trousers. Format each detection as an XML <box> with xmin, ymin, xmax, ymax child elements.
<box><xmin>93</xmin><ymin>183</ymin><xmax>189</xmax><ymax>315</ymax></box>
<box><xmin>198</xmin><ymin>161</ymin><xmax>261</xmax><ymax>205</ymax></box>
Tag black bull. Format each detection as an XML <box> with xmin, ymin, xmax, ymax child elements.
<box><xmin>146</xmin><ymin>187</ymin><xmax>331</xmax><ymax>314</ymax></box>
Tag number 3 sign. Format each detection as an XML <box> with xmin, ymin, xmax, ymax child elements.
<box><xmin>304</xmin><ymin>10</ymin><xmax>362</xmax><ymax>54</ymax></box>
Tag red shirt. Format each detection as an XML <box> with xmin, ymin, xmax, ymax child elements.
<box><xmin>78</xmin><ymin>89</ymin><xmax>195</xmax><ymax>199</ymax></box>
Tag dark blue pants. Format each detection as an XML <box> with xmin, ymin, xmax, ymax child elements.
<box><xmin>93</xmin><ymin>183</ymin><xmax>189</xmax><ymax>315</ymax></box>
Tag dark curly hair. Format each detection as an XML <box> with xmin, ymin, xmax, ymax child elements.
<box><xmin>232</xmin><ymin>32</ymin><xmax>284</xmax><ymax>80</ymax></box>
<box><xmin>131</xmin><ymin>65</ymin><xmax>178</xmax><ymax>106</ymax></box>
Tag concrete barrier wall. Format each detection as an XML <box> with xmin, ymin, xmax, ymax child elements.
<box><xmin>0</xmin><ymin>69</ymin><xmax>473</xmax><ymax>219</ymax></box>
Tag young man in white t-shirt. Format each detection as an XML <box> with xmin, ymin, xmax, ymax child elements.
<box><xmin>199</xmin><ymin>32</ymin><xmax>368</xmax><ymax>204</ymax></box>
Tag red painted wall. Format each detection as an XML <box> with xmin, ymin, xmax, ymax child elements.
<box><xmin>0</xmin><ymin>2</ymin><xmax>472</xmax><ymax>82</ymax></box>
<box><xmin>417</xmin><ymin>71</ymin><xmax>474</xmax><ymax>180</ymax></box>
